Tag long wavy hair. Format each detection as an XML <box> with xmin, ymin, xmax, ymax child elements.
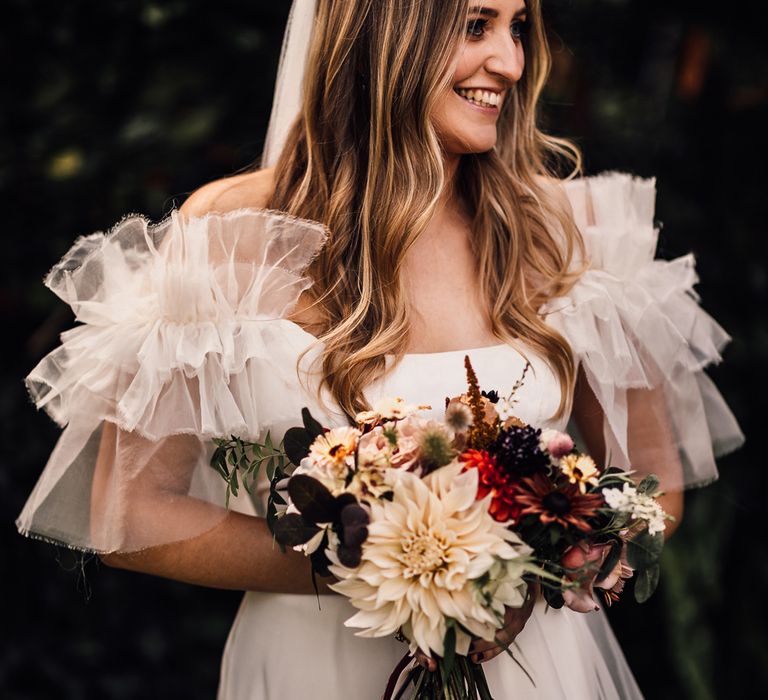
<box><xmin>266</xmin><ymin>0</ymin><xmax>586</xmax><ymax>422</ymax></box>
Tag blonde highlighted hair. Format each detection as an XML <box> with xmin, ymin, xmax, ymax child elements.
<box><xmin>266</xmin><ymin>0</ymin><xmax>586</xmax><ymax>422</ymax></box>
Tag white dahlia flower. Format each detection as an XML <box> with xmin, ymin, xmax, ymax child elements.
<box><xmin>328</xmin><ymin>463</ymin><xmax>531</xmax><ymax>657</ymax></box>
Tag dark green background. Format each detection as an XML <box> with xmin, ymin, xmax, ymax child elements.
<box><xmin>2</xmin><ymin>1</ymin><xmax>764</xmax><ymax>698</ymax></box>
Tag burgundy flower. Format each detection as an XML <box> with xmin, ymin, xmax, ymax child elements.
<box><xmin>493</xmin><ymin>424</ymin><xmax>550</xmax><ymax>479</ymax></box>
<box><xmin>512</xmin><ymin>473</ymin><xmax>604</xmax><ymax>532</ymax></box>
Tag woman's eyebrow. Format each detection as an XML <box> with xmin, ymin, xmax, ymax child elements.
<box><xmin>468</xmin><ymin>5</ymin><xmax>528</xmax><ymax>19</ymax></box>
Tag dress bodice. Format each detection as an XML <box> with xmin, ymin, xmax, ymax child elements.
<box><xmin>256</xmin><ymin>319</ymin><xmax>564</xmax><ymax>445</ymax></box>
<box><xmin>368</xmin><ymin>343</ymin><xmax>563</xmax><ymax>428</ymax></box>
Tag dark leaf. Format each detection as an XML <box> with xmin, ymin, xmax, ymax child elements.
<box><xmin>542</xmin><ymin>584</ymin><xmax>564</xmax><ymax>609</ymax></box>
<box><xmin>288</xmin><ymin>475</ymin><xmax>337</xmax><ymax>523</ymax></box>
<box><xmin>273</xmin><ymin>513</ymin><xmax>320</xmax><ymax>547</ymax></box>
<box><xmin>301</xmin><ymin>407</ymin><xmax>326</xmax><ymax>440</ymax></box>
<box><xmin>284</xmin><ymin>426</ymin><xmax>315</xmax><ymax>466</ymax></box>
<box><xmin>595</xmin><ymin>540</ymin><xmax>622</xmax><ymax>585</ymax></box>
<box><xmin>626</xmin><ymin>530</ymin><xmax>664</xmax><ymax>570</ymax></box>
<box><xmin>335</xmin><ymin>492</ymin><xmax>358</xmax><ymax>510</ymax></box>
<box><xmin>442</xmin><ymin>623</ymin><xmax>456</xmax><ymax>681</ymax></box>
<box><xmin>310</xmin><ymin>541</ymin><xmax>332</xmax><ymax>578</ymax></box>
<box><xmin>634</xmin><ymin>563</ymin><xmax>660</xmax><ymax>603</ymax></box>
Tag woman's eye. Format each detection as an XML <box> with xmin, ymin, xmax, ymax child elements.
<box><xmin>466</xmin><ymin>18</ymin><xmax>529</xmax><ymax>41</ymax></box>
<box><xmin>466</xmin><ymin>18</ymin><xmax>487</xmax><ymax>38</ymax></box>
<box><xmin>511</xmin><ymin>19</ymin><xmax>528</xmax><ymax>41</ymax></box>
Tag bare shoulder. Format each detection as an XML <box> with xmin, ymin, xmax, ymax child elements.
<box><xmin>179</xmin><ymin>167</ymin><xmax>277</xmax><ymax>220</ymax></box>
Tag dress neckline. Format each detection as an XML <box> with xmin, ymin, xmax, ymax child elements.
<box><xmin>282</xmin><ymin>320</ymin><xmax>513</xmax><ymax>359</ymax></box>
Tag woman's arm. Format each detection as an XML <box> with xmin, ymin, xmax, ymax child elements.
<box><xmin>572</xmin><ymin>366</ymin><xmax>684</xmax><ymax>540</ymax></box>
<box><xmin>100</xmin><ymin>511</ymin><xmax>330</xmax><ymax>594</ymax></box>
<box><xmin>94</xmin><ymin>422</ymin><xmax>332</xmax><ymax>593</ymax></box>
<box><xmin>94</xmin><ymin>170</ymin><xmax>328</xmax><ymax>592</ymax></box>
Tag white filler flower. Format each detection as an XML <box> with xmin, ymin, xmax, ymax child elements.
<box><xmin>329</xmin><ymin>463</ymin><xmax>531</xmax><ymax>657</ymax></box>
<box><xmin>603</xmin><ymin>483</ymin><xmax>667</xmax><ymax>535</ymax></box>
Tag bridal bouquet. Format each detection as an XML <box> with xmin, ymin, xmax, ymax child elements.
<box><xmin>212</xmin><ymin>357</ymin><xmax>669</xmax><ymax>700</ymax></box>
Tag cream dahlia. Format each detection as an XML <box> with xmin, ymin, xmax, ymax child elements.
<box><xmin>328</xmin><ymin>463</ymin><xmax>531</xmax><ymax>657</ymax></box>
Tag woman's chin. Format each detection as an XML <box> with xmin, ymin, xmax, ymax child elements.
<box><xmin>449</xmin><ymin>133</ymin><xmax>498</xmax><ymax>156</ymax></box>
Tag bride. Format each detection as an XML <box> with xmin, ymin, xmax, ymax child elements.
<box><xmin>17</xmin><ymin>0</ymin><xmax>744</xmax><ymax>697</ymax></box>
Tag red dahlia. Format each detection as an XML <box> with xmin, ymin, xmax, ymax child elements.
<box><xmin>460</xmin><ymin>449</ymin><xmax>522</xmax><ymax>523</ymax></box>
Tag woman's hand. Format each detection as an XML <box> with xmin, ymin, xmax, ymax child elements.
<box><xmin>414</xmin><ymin>581</ymin><xmax>539</xmax><ymax>671</ymax></box>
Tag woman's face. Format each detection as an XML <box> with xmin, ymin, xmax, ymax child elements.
<box><xmin>432</xmin><ymin>1</ymin><xmax>529</xmax><ymax>157</ymax></box>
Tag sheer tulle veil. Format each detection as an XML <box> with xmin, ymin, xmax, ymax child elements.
<box><xmin>262</xmin><ymin>0</ymin><xmax>317</xmax><ymax>168</ymax></box>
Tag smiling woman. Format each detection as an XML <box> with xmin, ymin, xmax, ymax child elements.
<box><xmin>435</xmin><ymin>2</ymin><xmax>528</xmax><ymax>153</ymax></box>
<box><xmin>16</xmin><ymin>0</ymin><xmax>744</xmax><ymax>698</ymax></box>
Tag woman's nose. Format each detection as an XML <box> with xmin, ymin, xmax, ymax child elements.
<box><xmin>483</xmin><ymin>33</ymin><xmax>524</xmax><ymax>84</ymax></box>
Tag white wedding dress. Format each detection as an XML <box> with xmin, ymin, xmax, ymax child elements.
<box><xmin>218</xmin><ymin>337</ymin><xmax>644</xmax><ymax>699</ymax></box>
<box><xmin>17</xmin><ymin>172</ymin><xmax>744</xmax><ymax>699</ymax></box>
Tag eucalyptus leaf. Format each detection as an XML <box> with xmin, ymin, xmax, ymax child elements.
<box><xmin>637</xmin><ymin>474</ymin><xmax>660</xmax><ymax>495</ymax></box>
<box><xmin>627</xmin><ymin>530</ymin><xmax>664</xmax><ymax>570</ymax></box>
<box><xmin>634</xmin><ymin>563</ymin><xmax>660</xmax><ymax>603</ymax></box>
<box><xmin>231</xmin><ymin>467</ymin><xmax>239</xmax><ymax>496</ymax></box>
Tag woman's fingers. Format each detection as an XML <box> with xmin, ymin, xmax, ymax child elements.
<box><xmin>418</xmin><ymin>583</ymin><xmax>539</xmax><ymax>667</ymax></box>
<box><xmin>469</xmin><ymin>582</ymin><xmax>539</xmax><ymax>663</ymax></box>
<box><xmin>415</xmin><ymin>649</ymin><xmax>437</xmax><ymax>672</ymax></box>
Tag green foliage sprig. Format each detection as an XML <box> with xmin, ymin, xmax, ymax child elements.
<box><xmin>210</xmin><ymin>432</ymin><xmax>289</xmax><ymax>510</ymax></box>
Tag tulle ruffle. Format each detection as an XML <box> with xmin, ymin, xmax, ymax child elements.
<box><xmin>18</xmin><ymin>208</ymin><xmax>331</xmax><ymax>553</ymax></box>
<box><xmin>26</xmin><ymin>208</ymin><xmax>329</xmax><ymax>441</ymax></box>
<box><xmin>542</xmin><ymin>172</ymin><xmax>744</xmax><ymax>489</ymax></box>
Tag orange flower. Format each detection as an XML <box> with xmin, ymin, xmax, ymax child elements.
<box><xmin>460</xmin><ymin>449</ymin><xmax>521</xmax><ymax>524</ymax></box>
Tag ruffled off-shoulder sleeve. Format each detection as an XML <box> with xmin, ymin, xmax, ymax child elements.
<box><xmin>18</xmin><ymin>208</ymin><xmax>328</xmax><ymax>553</ymax></box>
<box><xmin>541</xmin><ymin>172</ymin><xmax>744</xmax><ymax>490</ymax></box>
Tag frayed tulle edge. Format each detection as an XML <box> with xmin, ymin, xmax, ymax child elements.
<box><xmin>16</xmin><ymin>512</ymin><xmax>233</xmax><ymax>557</ymax></box>
<box><xmin>16</xmin><ymin>522</ymin><xmax>101</xmax><ymax>555</ymax></box>
<box><xmin>43</xmin><ymin>206</ymin><xmax>331</xmax><ymax>292</ymax></box>
<box><xmin>682</xmin><ymin>475</ymin><xmax>719</xmax><ymax>491</ymax></box>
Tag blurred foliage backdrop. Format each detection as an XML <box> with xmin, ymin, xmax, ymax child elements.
<box><xmin>2</xmin><ymin>0</ymin><xmax>765</xmax><ymax>698</ymax></box>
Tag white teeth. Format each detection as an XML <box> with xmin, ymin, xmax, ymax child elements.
<box><xmin>454</xmin><ymin>87</ymin><xmax>501</xmax><ymax>108</ymax></box>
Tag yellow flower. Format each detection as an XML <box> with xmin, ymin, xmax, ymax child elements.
<box><xmin>559</xmin><ymin>454</ymin><xmax>600</xmax><ymax>493</ymax></box>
